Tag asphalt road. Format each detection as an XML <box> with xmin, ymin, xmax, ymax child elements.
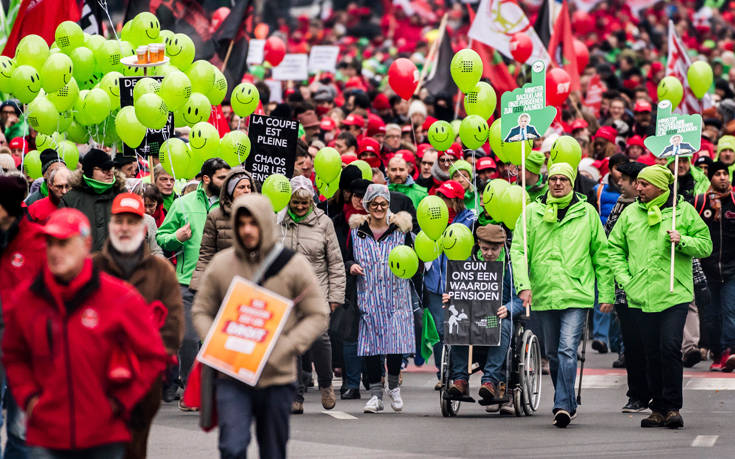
<box><xmin>149</xmin><ymin>346</ymin><xmax>735</xmax><ymax>458</ymax></box>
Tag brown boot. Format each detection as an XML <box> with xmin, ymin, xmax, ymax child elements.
<box><xmin>478</xmin><ymin>382</ymin><xmax>497</xmax><ymax>402</ymax></box>
<box><xmin>664</xmin><ymin>410</ymin><xmax>684</xmax><ymax>429</ymax></box>
<box><xmin>447</xmin><ymin>379</ymin><xmax>468</xmax><ymax>398</ymax></box>
<box><xmin>321</xmin><ymin>386</ymin><xmax>336</xmax><ymax>410</ymax></box>
<box><xmin>641</xmin><ymin>411</ymin><xmax>665</xmax><ymax>427</ymax></box>
<box><xmin>291</xmin><ymin>401</ymin><xmax>303</xmax><ymax>414</ymax></box>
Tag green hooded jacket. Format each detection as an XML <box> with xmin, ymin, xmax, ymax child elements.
<box><xmin>156</xmin><ymin>183</ymin><xmax>219</xmax><ymax>285</ymax></box>
<box><xmin>606</xmin><ymin>197</ymin><xmax>712</xmax><ymax>313</ymax></box>
<box><xmin>526</xmin><ymin>177</ymin><xmax>548</xmax><ymax>203</ymax></box>
<box><xmin>510</xmin><ymin>193</ymin><xmax>614</xmax><ymax>310</ymax></box>
<box><xmin>388</xmin><ymin>181</ymin><xmax>428</xmax><ymax>210</ymax></box>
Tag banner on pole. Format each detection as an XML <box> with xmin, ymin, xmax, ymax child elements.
<box><xmin>308</xmin><ymin>45</ymin><xmax>340</xmax><ymax>73</ymax></box>
<box><xmin>245</xmin><ymin>114</ymin><xmax>298</xmax><ymax>184</ymax></box>
<box><xmin>644</xmin><ymin>100</ymin><xmax>702</xmax><ymax>158</ymax></box>
<box><xmin>500</xmin><ymin>60</ymin><xmax>556</xmax><ymax>143</ymax></box>
<box><xmin>272</xmin><ymin>54</ymin><xmax>308</xmax><ymax>81</ymax></box>
<box><xmin>247</xmin><ymin>39</ymin><xmax>265</xmax><ymax>65</ymax></box>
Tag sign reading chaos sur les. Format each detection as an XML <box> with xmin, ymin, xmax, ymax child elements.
<box><xmin>245</xmin><ymin>114</ymin><xmax>298</xmax><ymax>184</ymax></box>
<box><xmin>500</xmin><ymin>60</ymin><xmax>557</xmax><ymax>143</ymax></box>
<box><xmin>644</xmin><ymin>100</ymin><xmax>703</xmax><ymax>158</ymax></box>
<box><xmin>119</xmin><ymin>76</ymin><xmax>174</xmax><ymax>158</ymax></box>
<box><xmin>444</xmin><ymin>260</ymin><xmax>504</xmax><ymax>346</ymax></box>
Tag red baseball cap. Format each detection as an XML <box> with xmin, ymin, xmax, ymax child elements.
<box><xmin>366</xmin><ymin>113</ymin><xmax>386</xmax><ymax>136</ymax></box>
<box><xmin>42</xmin><ymin>208</ymin><xmax>91</xmax><ymax>239</ymax></box>
<box><xmin>372</xmin><ymin>93</ymin><xmax>391</xmax><ymax>110</ymax></box>
<box><xmin>476</xmin><ymin>156</ymin><xmax>497</xmax><ymax>171</ymax></box>
<box><xmin>570</xmin><ymin>119</ymin><xmax>589</xmax><ymax>131</ymax></box>
<box><xmin>341</xmin><ymin>153</ymin><xmax>358</xmax><ymax>164</ymax></box>
<box><xmin>358</xmin><ymin>137</ymin><xmax>380</xmax><ymax>155</ymax></box>
<box><xmin>401</xmin><ymin>124</ymin><xmax>412</xmax><ymax>133</ymax></box>
<box><xmin>627</xmin><ymin>135</ymin><xmax>645</xmax><ymax>149</ymax></box>
<box><xmin>342</xmin><ymin>114</ymin><xmax>365</xmax><ymax>128</ymax></box>
<box><xmin>594</xmin><ymin>126</ymin><xmax>617</xmax><ymax>143</ymax></box>
<box><xmin>442</xmin><ymin>142</ymin><xmax>463</xmax><ymax>160</ymax></box>
<box><xmin>422</xmin><ymin>116</ymin><xmax>438</xmax><ymax>132</ymax></box>
<box><xmin>435</xmin><ymin>180</ymin><xmax>465</xmax><ymax>199</ymax></box>
<box><xmin>9</xmin><ymin>137</ymin><xmax>25</xmax><ymax>150</ymax></box>
<box><xmin>112</xmin><ymin>193</ymin><xmax>145</xmax><ymax>217</ymax></box>
<box><xmin>392</xmin><ymin>149</ymin><xmax>416</xmax><ymax>165</ymax></box>
<box><xmin>320</xmin><ymin>117</ymin><xmax>336</xmax><ymax>131</ymax></box>
<box><xmin>633</xmin><ymin>100</ymin><xmax>652</xmax><ymax>113</ymax></box>
<box><xmin>416</xmin><ymin>143</ymin><xmax>433</xmax><ymax>159</ymax></box>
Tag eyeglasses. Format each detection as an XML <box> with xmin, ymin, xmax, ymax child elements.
<box><xmin>420</xmin><ymin>161</ymin><xmax>434</xmax><ymax>166</ymax></box>
<box><xmin>438</xmin><ymin>157</ymin><xmax>454</xmax><ymax>164</ymax></box>
<box><xmin>50</xmin><ymin>183</ymin><xmax>71</xmax><ymax>191</ymax></box>
<box><xmin>548</xmin><ymin>176</ymin><xmax>570</xmax><ymax>183</ymax></box>
<box><xmin>1</xmin><ymin>110</ymin><xmax>16</xmax><ymax>115</ymax></box>
<box><xmin>385</xmin><ymin>134</ymin><xmax>400</xmax><ymax>139</ymax></box>
<box><xmin>368</xmin><ymin>201</ymin><xmax>388</xmax><ymax>210</ymax></box>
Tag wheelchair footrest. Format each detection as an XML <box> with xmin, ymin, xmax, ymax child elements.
<box><xmin>442</xmin><ymin>393</ymin><xmax>475</xmax><ymax>402</ymax></box>
<box><xmin>478</xmin><ymin>397</ymin><xmax>509</xmax><ymax>406</ymax></box>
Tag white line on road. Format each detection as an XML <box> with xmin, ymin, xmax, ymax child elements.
<box><xmin>321</xmin><ymin>410</ymin><xmax>358</xmax><ymax>420</ymax></box>
<box><xmin>691</xmin><ymin>435</ymin><xmax>718</xmax><ymax>447</ymax></box>
<box><xmin>685</xmin><ymin>378</ymin><xmax>735</xmax><ymax>391</ymax></box>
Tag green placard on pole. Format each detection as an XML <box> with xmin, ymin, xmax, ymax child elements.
<box><xmin>500</xmin><ymin>60</ymin><xmax>557</xmax><ymax>143</ymax></box>
<box><xmin>644</xmin><ymin>100</ymin><xmax>702</xmax><ymax>158</ymax></box>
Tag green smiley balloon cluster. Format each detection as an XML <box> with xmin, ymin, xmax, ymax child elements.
<box><xmin>482</xmin><ymin>180</ymin><xmax>530</xmax><ymax>230</ymax></box>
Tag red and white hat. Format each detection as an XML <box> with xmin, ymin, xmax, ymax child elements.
<box><xmin>342</xmin><ymin>114</ymin><xmax>365</xmax><ymax>128</ymax></box>
<box><xmin>358</xmin><ymin>137</ymin><xmax>380</xmax><ymax>155</ymax></box>
<box><xmin>42</xmin><ymin>208</ymin><xmax>91</xmax><ymax>239</ymax></box>
<box><xmin>435</xmin><ymin>180</ymin><xmax>465</xmax><ymax>199</ymax></box>
<box><xmin>111</xmin><ymin>193</ymin><xmax>145</xmax><ymax>218</ymax></box>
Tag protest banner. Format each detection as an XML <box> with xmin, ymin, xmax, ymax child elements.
<box><xmin>197</xmin><ymin>276</ymin><xmax>294</xmax><ymax>387</ymax></box>
<box><xmin>245</xmin><ymin>114</ymin><xmax>298</xmax><ymax>184</ymax></box>
<box><xmin>272</xmin><ymin>53</ymin><xmax>308</xmax><ymax>81</ymax></box>
<box><xmin>247</xmin><ymin>39</ymin><xmax>265</xmax><ymax>65</ymax></box>
<box><xmin>308</xmin><ymin>45</ymin><xmax>340</xmax><ymax>73</ymax></box>
<box><xmin>444</xmin><ymin>260</ymin><xmax>504</xmax><ymax>346</ymax></box>
<box><xmin>119</xmin><ymin>76</ymin><xmax>174</xmax><ymax>158</ymax></box>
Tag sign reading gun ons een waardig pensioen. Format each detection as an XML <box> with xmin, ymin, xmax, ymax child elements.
<box><xmin>245</xmin><ymin>114</ymin><xmax>298</xmax><ymax>186</ymax></box>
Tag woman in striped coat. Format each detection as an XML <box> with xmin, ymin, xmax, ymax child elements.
<box><xmin>346</xmin><ymin>184</ymin><xmax>415</xmax><ymax>414</ymax></box>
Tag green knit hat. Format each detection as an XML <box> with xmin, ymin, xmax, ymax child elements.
<box><xmin>638</xmin><ymin>164</ymin><xmax>674</xmax><ymax>191</ymax></box>
<box><xmin>449</xmin><ymin>159</ymin><xmax>473</xmax><ymax>180</ymax></box>
<box><xmin>525</xmin><ymin>151</ymin><xmax>546</xmax><ymax>175</ymax></box>
<box><xmin>547</xmin><ymin>162</ymin><xmax>576</xmax><ymax>183</ymax></box>
<box><xmin>717</xmin><ymin>135</ymin><xmax>735</xmax><ymax>158</ymax></box>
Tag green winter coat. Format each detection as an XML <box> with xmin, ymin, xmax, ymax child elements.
<box><xmin>156</xmin><ymin>183</ymin><xmax>219</xmax><ymax>285</ymax></box>
<box><xmin>526</xmin><ymin>177</ymin><xmax>548</xmax><ymax>203</ymax></box>
<box><xmin>510</xmin><ymin>193</ymin><xmax>614</xmax><ymax>310</ymax></box>
<box><xmin>606</xmin><ymin>197</ymin><xmax>712</xmax><ymax>313</ymax></box>
<box><xmin>464</xmin><ymin>189</ymin><xmax>480</xmax><ymax>215</ymax></box>
<box><xmin>690</xmin><ymin>165</ymin><xmax>710</xmax><ymax>195</ymax></box>
<box><xmin>388</xmin><ymin>181</ymin><xmax>428</xmax><ymax>210</ymax></box>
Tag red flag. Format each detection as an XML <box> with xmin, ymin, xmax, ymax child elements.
<box><xmin>2</xmin><ymin>0</ymin><xmax>81</xmax><ymax>57</ymax></box>
<box><xmin>547</xmin><ymin>0</ymin><xmax>580</xmax><ymax>92</ymax></box>
<box><xmin>666</xmin><ymin>19</ymin><xmax>711</xmax><ymax>114</ymax></box>
<box><xmin>208</xmin><ymin>105</ymin><xmax>230</xmax><ymax>138</ymax></box>
<box><xmin>583</xmin><ymin>74</ymin><xmax>606</xmax><ymax>118</ymax></box>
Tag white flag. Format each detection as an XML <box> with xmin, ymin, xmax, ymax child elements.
<box><xmin>468</xmin><ymin>0</ymin><xmax>550</xmax><ymax>65</ymax></box>
<box><xmin>666</xmin><ymin>20</ymin><xmax>712</xmax><ymax>114</ymax></box>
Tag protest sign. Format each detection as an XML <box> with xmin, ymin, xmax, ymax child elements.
<box><xmin>119</xmin><ymin>76</ymin><xmax>174</xmax><ymax>158</ymax></box>
<box><xmin>245</xmin><ymin>114</ymin><xmax>298</xmax><ymax>184</ymax></box>
<box><xmin>265</xmin><ymin>79</ymin><xmax>283</xmax><ymax>103</ymax></box>
<box><xmin>308</xmin><ymin>45</ymin><xmax>340</xmax><ymax>73</ymax></box>
<box><xmin>197</xmin><ymin>276</ymin><xmax>294</xmax><ymax>387</ymax></box>
<box><xmin>500</xmin><ymin>61</ymin><xmax>556</xmax><ymax>143</ymax></box>
<box><xmin>272</xmin><ymin>54</ymin><xmax>308</xmax><ymax>81</ymax></box>
<box><xmin>444</xmin><ymin>260</ymin><xmax>504</xmax><ymax>346</ymax></box>
<box><xmin>644</xmin><ymin>100</ymin><xmax>702</xmax><ymax>158</ymax></box>
<box><xmin>247</xmin><ymin>39</ymin><xmax>265</xmax><ymax>65</ymax></box>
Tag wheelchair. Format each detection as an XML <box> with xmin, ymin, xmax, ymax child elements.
<box><xmin>438</xmin><ymin>316</ymin><xmax>542</xmax><ymax>417</ymax></box>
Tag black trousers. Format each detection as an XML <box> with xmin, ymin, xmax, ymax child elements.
<box><xmin>639</xmin><ymin>303</ymin><xmax>688</xmax><ymax>413</ymax></box>
<box><xmin>615</xmin><ymin>303</ymin><xmax>651</xmax><ymax>404</ymax></box>
<box><xmin>364</xmin><ymin>354</ymin><xmax>402</xmax><ymax>384</ymax></box>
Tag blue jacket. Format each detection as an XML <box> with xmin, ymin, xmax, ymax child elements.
<box><xmin>594</xmin><ymin>181</ymin><xmax>621</xmax><ymax>226</ymax></box>
<box><xmin>424</xmin><ymin>209</ymin><xmax>476</xmax><ymax>294</ymax></box>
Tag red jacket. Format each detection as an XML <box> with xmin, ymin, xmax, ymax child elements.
<box><xmin>2</xmin><ymin>259</ymin><xmax>167</xmax><ymax>450</ymax></box>
<box><xmin>0</xmin><ymin>213</ymin><xmax>46</xmax><ymax>306</ymax></box>
<box><xmin>28</xmin><ymin>196</ymin><xmax>58</xmax><ymax>224</ymax></box>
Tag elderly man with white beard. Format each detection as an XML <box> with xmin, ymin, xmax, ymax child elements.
<box><xmin>93</xmin><ymin>192</ymin><xmax>184</xmax><ymax>459</ymax></box>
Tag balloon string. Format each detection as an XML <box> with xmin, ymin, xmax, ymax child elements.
<box><xmin>237</xmin><ymin>117</ymin><xmax>241</xmax><ymax>131</ymax></box>
<box><xmin>19</xmin><ymin>103</ymin><xmax>27</xmax><ymax>175</ymax></box>
<box><xmin>97</xmin><ymin>0</ymin><xmax>120</xmax><ymax>41</ymax></box>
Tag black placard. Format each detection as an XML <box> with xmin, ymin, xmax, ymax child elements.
<box><xmin>444</xmin><ymin>260</ymin><xmax>504</xmax><ymax>346</ymax></box>
<box><xmin>119</xmin><ymin>76</ymin><xmax>174</xmax><ymax>158</ymax></box>
<box><xmin>245</xmin><ymin>114</ymin><xmax>298</xmax><ymax>185</ymax></box>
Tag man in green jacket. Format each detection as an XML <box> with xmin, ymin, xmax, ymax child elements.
<box><xmin>607</xmin><ymin>164</ymin><xmax>712</xmax><ymax>429</ymax></box>
<box><xmin>387</xmin><ymin>153</ymin><xmax>428</xmax><ymax>209</ymax></box>
<box><xmin>511</xmin><ymin>162</ymin><xmax>614</xmax><ymax>428</ymax></box>
<box><xmin>156</xmin><ymin>157</ymin><xmax>230</xmax><ymax>407</ymax></box>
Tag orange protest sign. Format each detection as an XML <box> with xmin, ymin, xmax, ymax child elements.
<box><xmin>197</xmin><ymin>276</ymin><xmax>293</xmax><ymax>386</ymax></box>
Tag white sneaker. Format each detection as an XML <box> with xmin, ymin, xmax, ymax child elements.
<box><xmin>387</xmin><ymin>387</ymin><xmax>403</xmax><ymax>412</ymax></box>
<box><xmin>499</xmin><ymin>401</ymin><xmax>515</xmax><ymax>416</ymax></box>
<box><xmin>363</xmin><ymin>395</ymin><xmax>384</xmax><ymax>413</ymax></box>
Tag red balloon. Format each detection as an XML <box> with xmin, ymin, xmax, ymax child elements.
<box><xmin>254</xmin><ymin>23</ymin><xmax>269</xmax><ymax>40</ymax></box>
<box><xmin>573</xmin><ymin>39</ymin><xmax>589</xmax><ymax>71</ymax></box>
<box><xmin>388</xmin><ymin>58</ymin><xmax>419</xmax><ymax>100</ymax></box>
<box><xmin>510</xmin><ymin>33</ymin><xmax>533</xmax><ymax>63</ymax></box>
<box><xmin>572</xmin><ymin>11</ymin><xmax>594</xmax><ymax>35</ymax></box>
<box><xmin>546</xmin><ymin>68</ymin><xmax>571</xmax><ymax>106</ymax></box>
<box><xmin>264</xmin><ymin>36</ymin><xmax>286</xmax><ymax>67</ymax></box>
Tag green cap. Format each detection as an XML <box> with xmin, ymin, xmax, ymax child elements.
<box><xmin>547</xmin><ymin>162</ymin><xmax>576</xmax><ymax>183</ymax></box>
<box><xmin>717</xmin><ymin>135</ymin><xmax>735</xmax><ymax>157</ymax></box>
<box><xmin>449</xmin><ymin>159</ymin><xmax>473</xmax><ymax>180</ymax></box>
<box><xmin>525</xmin><ymin>150</ymin><xmax>546</xmax><ymax>175</ymax></box>
<box><xmin>638</xmin><ymin>164</ymin><xmax>674</xmax><ymax>191</ymax></box>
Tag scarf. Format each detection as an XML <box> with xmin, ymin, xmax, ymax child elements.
<box><xmin>343</xmin><ymin>202</ymin><xmax>366</xmax><ymax>224</ymax></box>
<box><xmin>543</xmin><ymin>191</ymin><xmax>574</xmax><ymax>223</ymax></box>
<box><xmin>288</xmin><ymin>206</ymin><xmax>312</xmax><ymax>223</ymax></box>
<box><xmin>447</xmin><ymin>207</ymin><xmax>457</xmax><ymax>223</ymax></box>
<box><xmin>643</xmin><ymin>189</ymin><xmax>670</xmax><ymax>226</ymax></box>
<box><xmin>109</xmin><ymin>243</ymin><xmax>144</xmax><ymax>280</ymax></box>
<box><xmin>163</xmin><ymin>192</ymin><xmax>176</xmax><ymax>212</ymax></box>
<box><xmin>431</xmin><ymin>161</ymin><xmax>450</xmax><ymax>182</ymax></box>
<box><xmin>83</xmin><ymin>175</ymin><xmax>116</xmax><ymax>194</ymax></box>
<box><xmin>40</xmin><ymin>181</ymin><xmax>49</xmax><ymax>197</ymax></box>
<box><xmin>44</xmin><ymin>258</ymin><xmax>94</xmax><ymax>305</ymax></box>
<box><xmin>152</xmin><ymin>202</ymin><xmax>165</xmax><ymax>227</ymax></box>
<box><xmin>708</xmin><ymin>189</ymin><xmax>732</xmax><ymax>221</ymax></box>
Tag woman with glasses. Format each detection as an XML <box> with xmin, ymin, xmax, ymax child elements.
<box><xmin>345</xmin><ymin>184</ymin><xmax>415</xmax><ymax>413</ymax></box>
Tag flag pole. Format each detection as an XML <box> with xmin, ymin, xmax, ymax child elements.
<box><xmin>521</xmin><ymin>138</ymin><xmax>529</xmax><ymax>317</ymax></box>
<box><xmin>415</xmin><ymin>13</ymin><xmax>448</xmax><ymax>96</ymax></box>
<box><xmin>670</xmin><ymin>156</ymin><xmax>678</xmax><ymax>292</ymax></box>
<box><xmin>221</xmin><ymin>39</ymin><xmax>235</xmax><ymax>72</ymax></box>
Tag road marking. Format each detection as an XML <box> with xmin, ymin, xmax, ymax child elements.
<box><xmin>691</xmin><ymin>435</ymin><xmax>718</xmax><ymax>447</ymax></box>
<box><xmin>580</xmin><ymin>374</ymin><xmax>626</xmax><ymax>389</ymax></box>
<box><xmin>321</xmin><ymin>410</ymin><xmax>357</xmax><ymax>420</ymax></box>
<box><xmin>685</xmin><ymin>378</ymin><xmax>735</xmax><ymax>391</ymax></box>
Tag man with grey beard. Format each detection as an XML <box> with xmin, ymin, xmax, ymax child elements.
<box><xmin>93</xmin><ymin>192</ymin><xmax>184</xmax><ymax>459</ymax></box>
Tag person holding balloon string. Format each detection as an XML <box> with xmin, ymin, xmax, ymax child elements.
<box><xmin>448</xmin><ymin>159</ymin><xmax>480</xmax><ymax>216</ymax></box>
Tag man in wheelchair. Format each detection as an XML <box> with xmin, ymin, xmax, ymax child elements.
<box><xmin>442</xmin><ymin>224</ymin><xmax>522</xmax><ymax>413</ymax></box>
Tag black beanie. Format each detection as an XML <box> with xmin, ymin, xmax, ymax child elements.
<box><xmin>708</xmin><ymin>161</ymin><xmax>731</xmax><ymax>181</ymax></box>
<box><xmin>339</xmin><ymin>164</ymin><xmax>363</xmax><ymax>190</ymax></box>
<box><xmin>81</xmin><ymin>148</ymin><xmax>113</xmax><ymax>176</ymax></box>
<box><xmin>40</xmin><ymin>148</ymin><xmax>65</xmax><ymax>175</ymax></box>
<box><xmin>0</xmin><ymin>175</ymin><xmax>28</xmax><ymax>218</ymax></box>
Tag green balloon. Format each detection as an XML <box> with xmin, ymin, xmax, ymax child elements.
<box><xmin>152</xmin><ymin>63</ymin><xmax>176</xmax><ymax>78</ymax></box>
<box><xmin>482</xmin><ymin>179</ymin><xmax>511</xmax><ymax>221</ymax></box>
<box><xmin>414</xmin><ymin>230</ymin><xmax>441</xmax><ymax>262</ymax></box>
<box><xmin>78</xmin><ymin>71</ymin><xmax>103</xmax><ymax>90</ymax></box>
<box><xmin>73</xmin><ymin>89</ymin><xmax>90</xmax><ymax>125</ymax></box>
<box><xmin>497</xmin><ymin>185</ymin><xmax>529</xmax><ymax>230</ymax></box>
<box><xmin>488</xmin><ymin>118</ymin><xmax>508</xmax><ymax>162</ymax></box>
<box><xmin>66</xmin><ymin>120</ymin><xmax>90</xmax><ymax>143</ymax></box>
<box><xmin>166</xmin><ymin>33</ymin><xmax>195</xmax><ymax>71</ymax></box>
<box><xmin>417</xmin><ymin>195</ymin><xmax>449</xmax><ymax>241</ymax></box>
<box><xmin>187</xmin><ymin>60</ymin><xmax>215</xmax><ymax>95</ymax></box>
<box><xmin>84</xmin><ymin>34</ymin><xmax>105</xmax><ymax>54</ymax></box>
<box><xmin>58</xmin><ymin>140</ymin><xmax>79</xmax><ymax>170</ymax></box>
<box><xmin>427</xmin><ymin>120</ymin><xmax>454</xmax><ymax>152</ymax></box>
<box><xmin>35</xmin><ymin>133</ymin><xmax>57</xmax><ymax>151</ymax></box>
<box><xmin>351</xmin><ymin>159</ymin><xmax>373</xmax><ymax>180</ymax></box>
<box><xmin>120</xmin><ymin>21</ymin><xmax>134</xmax><ymax>44</ymax></box>
<box><xmin>99</xmin><ymin>71</ymin><xmax>122</xmax><ymax>110</ymax></box>
<box><xmin>95</xmin><ymin>40</ymin><xmax>126</xmax><ymax>74</ymax></box>
<box><xmin>26</xmin><ymin>95</ymin><xmax>59</xmax><ymax>135</ymax></box>
<box><xmin>503</xmin><ymin>138</ymin><xmax>533</xmax><ymax>166</ymax></box>
<box><xmin>133</xmin><ymin>77</ymin><xmax>160</xmax><ymax>103</ymax></box>
<box><xmin>463</xmin><ymin>82</ymin><xmax>496</xmax><ymax>120</ymax></box>
<box><xmin>0</xmin><ymin>56</ymin><xmax>16</xmax><ymax>93</ymax></box>
<box><xmin>459</xmin><ymin>115</ymin><xmax>488</xmax><ymax>150</ymax></box>
<box><xmin>159</xmin><ymin>71</ymin><xmax>192</xmax><ymax>111</ymax></box>
<box><xmin>159</xmin><ymin>138</ymin><xmax>190</xmax><ymax>178</ymax></box>
<box><xmin>388</xmin><ymin>245</ymin><xmax>419</xmax><ymax>279</ymax></box>
<box><xmin>315</xmin><ymin>175</ymin><xmax>339</xmax><ymax>199</ymax></box>
<box><xmin>180</xmin><ymin>92</ymin><xmax>211</xmax><ymax>126</ymax></box>
<box><xmin>450</xmin><ymin>48</ymin><xmax>483</xmax><ymax>93</ymax></box>
<box><xmin>135</xmin><ymin>93</ymin><xmax>168</xmax><ymax>130</ymax></box>
<box><xmin>11</xmin><ymin>65</ymin><xmax>41</xmax><ymax>103</ymax></box>
<box><xmin>47</xmin><ymin>77</ymin><xmax>79</xmax><ymax>112</ymax></box>
<box><xmin>56</xmin><ymin>110</ymin><xmax>72</xmax><ymax>132</ymax></box>
<box><xmin>55</xmin><ymin>21</ymin><xmax>84</xmax><ymax>54</ymax></box>
<box><xmin>219</xmin><ymin>130</ymin><xmax>251</xmax><ymax>166</ymax></box>
<box><xmin>83</xmin><ymin>88</ymin><xmax>111</xmax><ymax>125</ymax></box>
<box><xmin>687</xmin><ymin>61</ymin><xmax>713</xmax><ymax>99</ymax></box>
<box><xmin>657</xmin><ymin>76</ymin><xmax>684</xmax><ymax>109</ymax></box>
<box><xmin>230</xmin><ymin>82</ymin><xmax>259</xmax><ymax>117</ymax></box>
<box><xmin>23</xmin><ymin>150</ymin><xmax>42</xmax><ymax>179</ymax></box>
<box><xmin>549</xmin><ymin>135</ymin><xmax>582</xmax><ymax>170</ymax></box>
<box><xmin>40</xmin><ymin>53</ymin><xmax>73</xmax><ymax>93</ymax></box>
<box><xmin>441</xmin><ymin>223</ymin><xmax>474</xmax><ymax>260</ymax></box>
<box><xmin>249</xmin><ymin>65</ymin><xmax>265</xmax><ymax>81</ymax></box>
<box><xmin>208</xmin><ymin>68</ymin><xmax>228</xmax><ymax>106</ymax></box>
<box><xmin>450</xmin><ymin>119</ymin><xmax>461</xmax><ymax>138</ymax></box>
<box><xmin>70</xmin><ymin>46</ymin><xmax>95</xmax><ymax>84</ymax></box>
<box><xmin>131</xmin><ymin>12</ymin><xmax>160</xmax><ymax>44</ymax></box>
<box><xmin>15</xmin><ymin>35</ymin><xmax>49</xmax><ymax>71</ymax></box>
<box><xmin>189</xmin><ymin>121</ymin><xmax>220</xmax><ymax>158</ymax></box>
<box><xmin>262</xmin><ymin>173</ymin><xmax>292</xmax><ymax>212</ymax></box>
<box><xmin>159</xmin><ymin>30</ymin><xmax>174</xmax><ymax>46</ymax></box>
<box><xmin>115</xmin><ymin>106</ymin><xmax>147</xmax><ymax>148</ymax></box>
<box><xmin>314</xmin><ymin>147</ymin><xmax>341</xmax><ymax>182</ymax></box>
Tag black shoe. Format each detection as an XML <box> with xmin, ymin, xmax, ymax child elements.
<box><xmin>622</xmin><ymin>399</ymin><xmax>648</xmax><ymax>413</ymax></box>
<box><xmin>612</xmin><ymin>354</ymin><xmax>626</xmax><ymax>368</ymax></box>
<box><xmin>340</xmin><ymin>388</ymin><xmax>361</xmax><ymax>400</ymax></box>
<box><xmin>664</xmin><ymin>410</ymin><xmax>684</xmax><ymax>429</ymax></box>
<box><xmin>641</xmin><ymin>411</ymin><xmax>666</xmax><ymax>427</ymax></box>
<box><xmin>162</xmin><ymin>381</ymin><xmax>180</xmax><ymax>403</ymax></box>
<box><xmin>683</xmin><ymin>349</ymin><xmax>702</xmax><ymax>368</ymax></box>
<box><xmin>591</xmin><ymin>340</ymin><xmax>608</xmax><ymax>354</ymax></box>
<box><xmin>553</xmin><ymin>409</ymin><xmax>572</xmax><ymax>428</ymax></box>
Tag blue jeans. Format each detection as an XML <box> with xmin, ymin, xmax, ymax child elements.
<box><xmin>536</xmin><ymin>308</ymin><xmax>586</xmax><ymax>414</ymax></box>
<box><xmin>592</xmin><ymin>289</ymin><xmax>609</xmax><ymax>344</ymax></box>
<box><xmin>4</xmin><ymin>386</ymin><xmax>29</xmax><ymax>459</ymax></box>
<box><xmin>707</xmin><ymin>279</ymin><xmax>735</xmax><ymax>353</ymax></box>
<box><xmin>342</xmin><ymin>341</ymin><xmax>361</xmax><ymax>390</ymax></box>
<box><xmin>424</xmin><ymin>291</ymin><xmax>444</xmax><ymax>376</ymax></box>
<box><xmin>215</xmin><ymin>378</ymin><xmax>295</xmax><ymax>459</ymax></box>
<box><xmin>29</xmin><ymin>443</ymin><xmax>124</xmax><ymax>459</ymax></box>
<box><xmin>449</xmin><ymin>318</ymin><xmax>512</xmax><ymax>384</ymax></box>
<box><xmin>178</xmin><ymin>285</ymin><xmax>199</xmax><ymax>386</ymax></box>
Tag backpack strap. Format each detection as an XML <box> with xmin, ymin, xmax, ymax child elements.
<box><xmin>693</xmin><ymin>193</ymin><xmax>707</xmax><ymax>216</ymax></box>
<box><xmin>251</xmin><ymin>243</ymin><xmax>294</xmax><ymax>286</ymax></box>
<box><xmin>596</xmin><ymin>184</ymin><xmax>604</xmax><ymax>211</ymax></box>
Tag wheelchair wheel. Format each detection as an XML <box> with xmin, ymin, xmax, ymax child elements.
<box><xmin>439</xmin><ymin>346</ymin><xmax>461</xmax><ymax>417</ymax></box>
<box><xmin>513</xmin><ymin>388</ymin><xmax>523</xmax><ymax>417</ymax></box>
<box><xmin>520</xmin><ymin>330</ymin><xmax>542</xmax><ymax>416</ymax></box>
